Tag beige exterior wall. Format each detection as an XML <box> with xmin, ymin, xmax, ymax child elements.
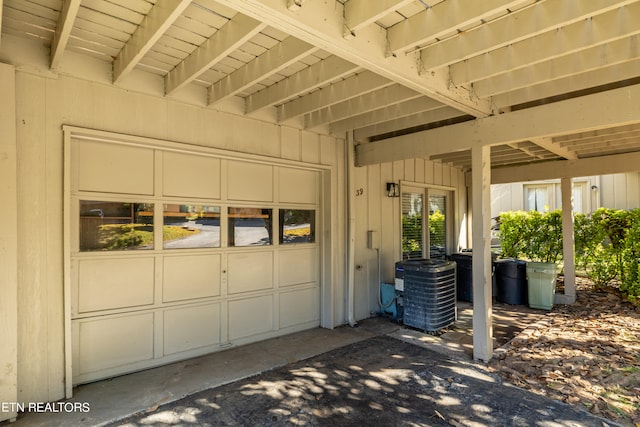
<box><xmin>600</xmin><ymin>173</ymin><xmax>640</xmax><ymax>210</ymax></box>
<box><xmin>0</xmin><ymin>63</ymin><xmax>19</xmax><ymax>423</ymax></box>
<box><xmin>492</xmin><ymin>173</ymin><xmax>640</xmax><ymax>218</ymax></box>
<box><xmin>13</xmin><ymin>71</ymin><xmax>347</xmax><ymax>403</ymax></box>
<box><xmin>12</xmin><ymin>67</ymin><xmax>469</xmax><ymax>404</ymax></box>
<box><xmin>353</xmin><ymin>159</ymin><xmax>467</xmax><ymax>320</ymax></box>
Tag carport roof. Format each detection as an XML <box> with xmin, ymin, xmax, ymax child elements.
<box><xmin>2</xmin><ymin>0</ymin><xmax>639</xmax><ymax>171</ymax></box>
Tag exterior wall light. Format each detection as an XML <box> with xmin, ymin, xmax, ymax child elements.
<box><xmin>386</xmin><ymin>182</ymin><xmax>399</xmax><ymax>197</ymax></box>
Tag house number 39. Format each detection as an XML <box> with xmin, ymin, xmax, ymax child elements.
<box><xmin>355</xmin><ymin>188</ymin><xmax>364</xmax><ymax>196</ymax></box>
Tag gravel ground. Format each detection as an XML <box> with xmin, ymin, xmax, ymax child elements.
<box><xmin>488</xmin><ymin>279</ymin><xmax>640</xmax><ymax>426</ymax></box>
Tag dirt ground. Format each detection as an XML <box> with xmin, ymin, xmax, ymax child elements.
<box><xmin>488</xmin><ymin>279</ymin><xmax>640</xmax><ymax>427</ymax></box>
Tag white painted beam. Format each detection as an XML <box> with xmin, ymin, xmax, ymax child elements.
<box><xmin>356</xmin><ymin>84</ymin><xmax>640</xmax><ymax>166</ymax></box>
<box><xmin>50</xmin><ymin>0</ymin><xmax>81</xmax><ymax>71</ymax></box>
<box><xmin>214</xmin><ymin>0</ymin><xmax>492</xmax><ymax>117</ymax></box>
<box><xmin>451</xmin><ymin>2</ymin><xmax>640</xmax><ymax>85</ymax></box>
<box><xmin>354</xmin><ymin>106</ymin><xmax>464</xmax><ymax>141</ymax></box>
<box><xmin>529</xmin><ymin>137</ymin><xmax>577</xmax><ymax>160</ymax></box>
<box><xmin>305</xmin><ymin>84</ymin><xmax>420</xmax><ymax>128</ymax></box>
<box><xmin>471</xmin><ymin>144</ymin><xmax>493</xmax><ymax>362</ymax></box>
<box><xmin>344</xmin><ymin>0</ymin><xmax>414</xmax><ymax>36</ymax></box>
<box><xmin>492</xmin><ymin>151</ymin><xmax>640</xmax><ymax>184</ymax></box>
<box><xmin>208</xmin><ymin>36</ymin><xmax>317</xmax><ymax>106</ymax></box>
<box><xmin>421</xmin><ymin>0</ymin><xmax>635</xmax><ymax>70</ymax></box>
<box><xmin>165</xmin><ymin>13</ymin><xmax>265</xmax><ymax>96</ymax></box>
<box><xmin>493</xmin><ymin>58</ymin><xmax>640</xmax><ymax>110</ymax></box>
<box><xmin>557</xmin><ymin>177</ymin><xmax>576</xmax><ymax>305</ymax></box>
<box><xmin>388</xmin><ymin>0</ymin><xmax>525</xmax><ymax>56</ymax></box>
<box><xmin>473</xmin><ymin>35</ymin><xmax>640</xmax><ymax>98</ymax></box>
<box><xmin>330</xmin><ymin>95</ymin><xmax>442</xmax><ymax>134</ymax></box>
<box><xmin>113</xmin><ymin>0</ymin><xmax>192</xmax><ymax>84</ymax></box>
<box><xmin>278</xmin><ymin>70</ymin><xmax>392</xmax><ymax>122</ymax></box>
<box><xmin>245</xmin><ymin>55</ymin><xmax>358</xmax><ymax>113</ymax></box>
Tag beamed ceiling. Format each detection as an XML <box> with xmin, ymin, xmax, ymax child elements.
<box><xmin>1</xmin><ymin>0</ymin><xmax>640</xmax><ymax>171</ymax></box>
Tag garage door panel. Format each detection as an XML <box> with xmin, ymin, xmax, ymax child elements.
<box><xmin>163</xmin><ymin>303</ymin><xmax>220</xmax><ymax>355</ymax></box>
<box><xmin>70</xmin><ymin>136</ymin><xmax>322</xmax><ymax>385</ymax></box>
<box><xmin>76</xmin><ymin>313</ymin><xmax>154</xmax><ymax>375</ymax></box>
<box><xmin>163</xmin><ymin>152</ymin><xmax>221</xmax><ymax>199</ymax></box>
<box><xmin>77</xmin><ymin>257</ymin><xmax>155</xmax><ymax>313</ymax></box>
<box><xmin>279</xmin><ymin>168</ymin><xmax>318</xmax><ymax>204</ymax></box>
<box><xmin>279</xmin><ymin>248</ymin><xmax>319</xmax><ymax>287</ymax></box>
<box><xmin>228</xmin><ymin>295</ymin><xmax>273</xmax><ymax>340</ymax></box>
<box><xmin>227</xmin><ymin>161</ymin><xmax>273</xmax><ymax>201</ymax></box>
<box><xmin>163</xmin><ymin>254</ymin><xmax>221</xmax><ymax>302</ymax></box>
<box><xmin>279</xmin><ymin>287</ymin><xmax>320</xmax><ymax>328</ymax></box>
<box><xmin>227</xmin><ymin>251</ymin><xmax>273</xmax><ymax>294</ymax></box>
<box><xmin>76</xmin><ymin>140</ymin><xmax>154</xmax><ymax>195</ymax></box>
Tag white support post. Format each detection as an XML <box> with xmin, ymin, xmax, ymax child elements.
<box><xmin>471</xmin><ymin>144</ymin><xmax>493</xmax><ymax>362</ymax></box>
<box><xmin>0</xmin><ymin>63</ymin><xmax>18</xmax><ymax>423</ymax></box>
<box><xmin>557</xmin><ymin>177</ymin><xmax>577</xmax><ymax>304</ymax></box>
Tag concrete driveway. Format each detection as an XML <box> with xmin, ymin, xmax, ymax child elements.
<box><xmin>105</xmin><ymin>335</ymin><xmax>617</xmax><ymax>427</ymax></box>
<box><xmin>11</xmin><ymin>314</ymin><xmax>619</xmax><ymax>427</ymax></box>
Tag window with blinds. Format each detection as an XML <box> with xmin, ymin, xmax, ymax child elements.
<box><xmin>428</xmin><ymin>194</ymin><xmax>447</xmax><ymax>259</ymax></box>
<box><xmin>402</xmin><ymin>191</ymin><xmax>424</xmax><ymax>260</ymax></box>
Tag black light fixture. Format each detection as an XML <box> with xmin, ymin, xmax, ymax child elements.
<box><xmin>386</xmin><ymin>182</ymin><xmax>399</xmax><ymax>197</ymax></box>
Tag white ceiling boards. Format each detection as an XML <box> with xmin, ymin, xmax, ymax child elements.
<box><xmin>4</xmin><ymin>0</ymin><xmax>640</xmax><ymax>170</ymax></box>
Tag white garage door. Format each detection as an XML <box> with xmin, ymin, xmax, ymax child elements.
<box><xmin>68</xmin><ymin>136</ymin><xmax>322</xmax><ymax>385</ymax></box>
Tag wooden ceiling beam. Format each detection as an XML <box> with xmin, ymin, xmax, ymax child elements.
<box><xmin>208</xmin><ymin>36</ymin><xmax>317</xmax><ymax>106</ymax></box>
<box><xmin>330</xmin><ymin>96</ymin><xmax>443</xmax><ymax>134</ymax></box>
<box><xmin>451</xmin><ymin>2</ymin><xmax>640</xmax><ymax>85</ymax></box>
<box><xmin>529</xmin><ymin>137</ymin><xmax>577</xmax><ymax>160</ymax></box>
<box><xmin>50</xmin><ymin>0</ymin><xmax>81</xmax><ymax>71</ymax></box>
<box><xmin>356</xmin><ymin>83</ymin><xmax>640</xmax><ymax>166</ymax></box>
<box><xmin>214</xmin><ymin>0</ymin><xmax>492</xmax><ymax>117</ymax></box>
<box><xmin>388</xmin><ymin>0</ymin><xmax>526</xmax><ymax>56</ymax></box>
<box><xmin>278</xmin><ymin>70</ymin><xmax>392</xmax><ymax>122</ymax></box>
<box><xmin>421</xmin><ymin>0</ymin><xmax>635</xmax><ymax>70</ymax></box>
<box><xmin>305</xmin><ymin>84</ymin><xmax>420</xmax><ymax>128</ymax></box>
<box><xmin>343</xmin><ymin>0</ymin><xmax>414</xmax><ymax>36</ymax></box>
<box><xmin>473</xmin><ymin>35</ymin><xmax>640</xmax><ymax>98</ymax></box>
<box><xmin>245</xmin><ymin>55</ymin><xmax>358</xmax><ymax>113</ymax></box>
<box><xmin>166</xmin><ymin>13</ymin><xmax>265</xmax><ymax>96</ymax></box>
<box><xmin>113</xmin><ymin>0</ymin><xmax>192</xmax><ymax>84</ymax></box>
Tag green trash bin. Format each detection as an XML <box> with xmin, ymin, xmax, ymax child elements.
<box><xmin>526</xmin><ymin>261</ymin><xmax>557</xmax><ymax>310</ymax></box>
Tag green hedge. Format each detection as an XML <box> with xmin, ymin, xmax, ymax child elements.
<box><xmin>497</xmin><ymin>208</ymin><xmax>640</xmax><ymax>305</ymax></box>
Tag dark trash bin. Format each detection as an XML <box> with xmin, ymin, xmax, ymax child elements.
<box><xmin>495</xmin><ymin>258</ymin><xmax>528</xmax><ymax>305</ymax></box>
<box><xmin>449</xmin><ymin>252</ymin><xmax>497</xmax><ymax>303</ymax></box>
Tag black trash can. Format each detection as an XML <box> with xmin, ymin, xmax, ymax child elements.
<box><xmin>449</xmin><ymin>252</ymin><xmax>497</xmax><ymax>303</ymax></box>
<box><xmin>495</xmin><ymin>258</ymin><xmax>528</xmax><ymax>305</ymax></box>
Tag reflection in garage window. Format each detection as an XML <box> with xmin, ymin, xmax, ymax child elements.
<box><xmin>163</xmin><ymin>204</ymin><xmax>220</xmax><ymax>249</ymax></box>
<box><xmin>228</xmin><ymin>207</ymin><xmax>272</xmax><ymax>246</ymax></box>
<box><xmin>79</xmin><ymin>201</ymin><xmax>154</xmax><ymax>251</ymax></box>
<box><xmin>280</xmin><ymin>209</ymin><xmax>315</xmax><ymax>244</ymax></box>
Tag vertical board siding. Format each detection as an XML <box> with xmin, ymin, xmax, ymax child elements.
<box><xmin>16</xmin><ymin>71</ymin><xmax>344</xmax><ymax>403</ymax></box>
<box><xmin>353</xmin><ymin>157</ymin><xmax>467</xmax><ymax>321</ymax></box>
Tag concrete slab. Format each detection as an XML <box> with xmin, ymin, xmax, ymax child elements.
<box><xmin>7</xmin><ymin>304</ymin><xmax>548</xmax><ymax>427</ymax></box>
<box><xmin>10</xmin><ymin>320</ymin><xmax>399</xmax><ymax>427</ymax></box>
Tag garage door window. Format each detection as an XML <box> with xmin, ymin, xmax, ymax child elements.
<box><xmin>79</xmin><ymin>201</ymin><xmax>154</xmax><ymax>251</ymax></box>
<box><xmin>163</xmin><ymin>204</ymin><xmax>221</xmax><ymax>249</ymax></box>
<box><xmin>280</xmin><ymin>209</ymin><xmax>315</xmax><ymax>244</ymax></box>
<box><xmin>228</xmin><ymin>207</ymin><xmax>273</xmax><ymax>246</ymax></box>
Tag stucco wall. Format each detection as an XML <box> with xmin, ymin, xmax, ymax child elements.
<box><xmin>13</xmin><ymin>71</ymin><xmax>346</xmax><ymax>403</ymax></box>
